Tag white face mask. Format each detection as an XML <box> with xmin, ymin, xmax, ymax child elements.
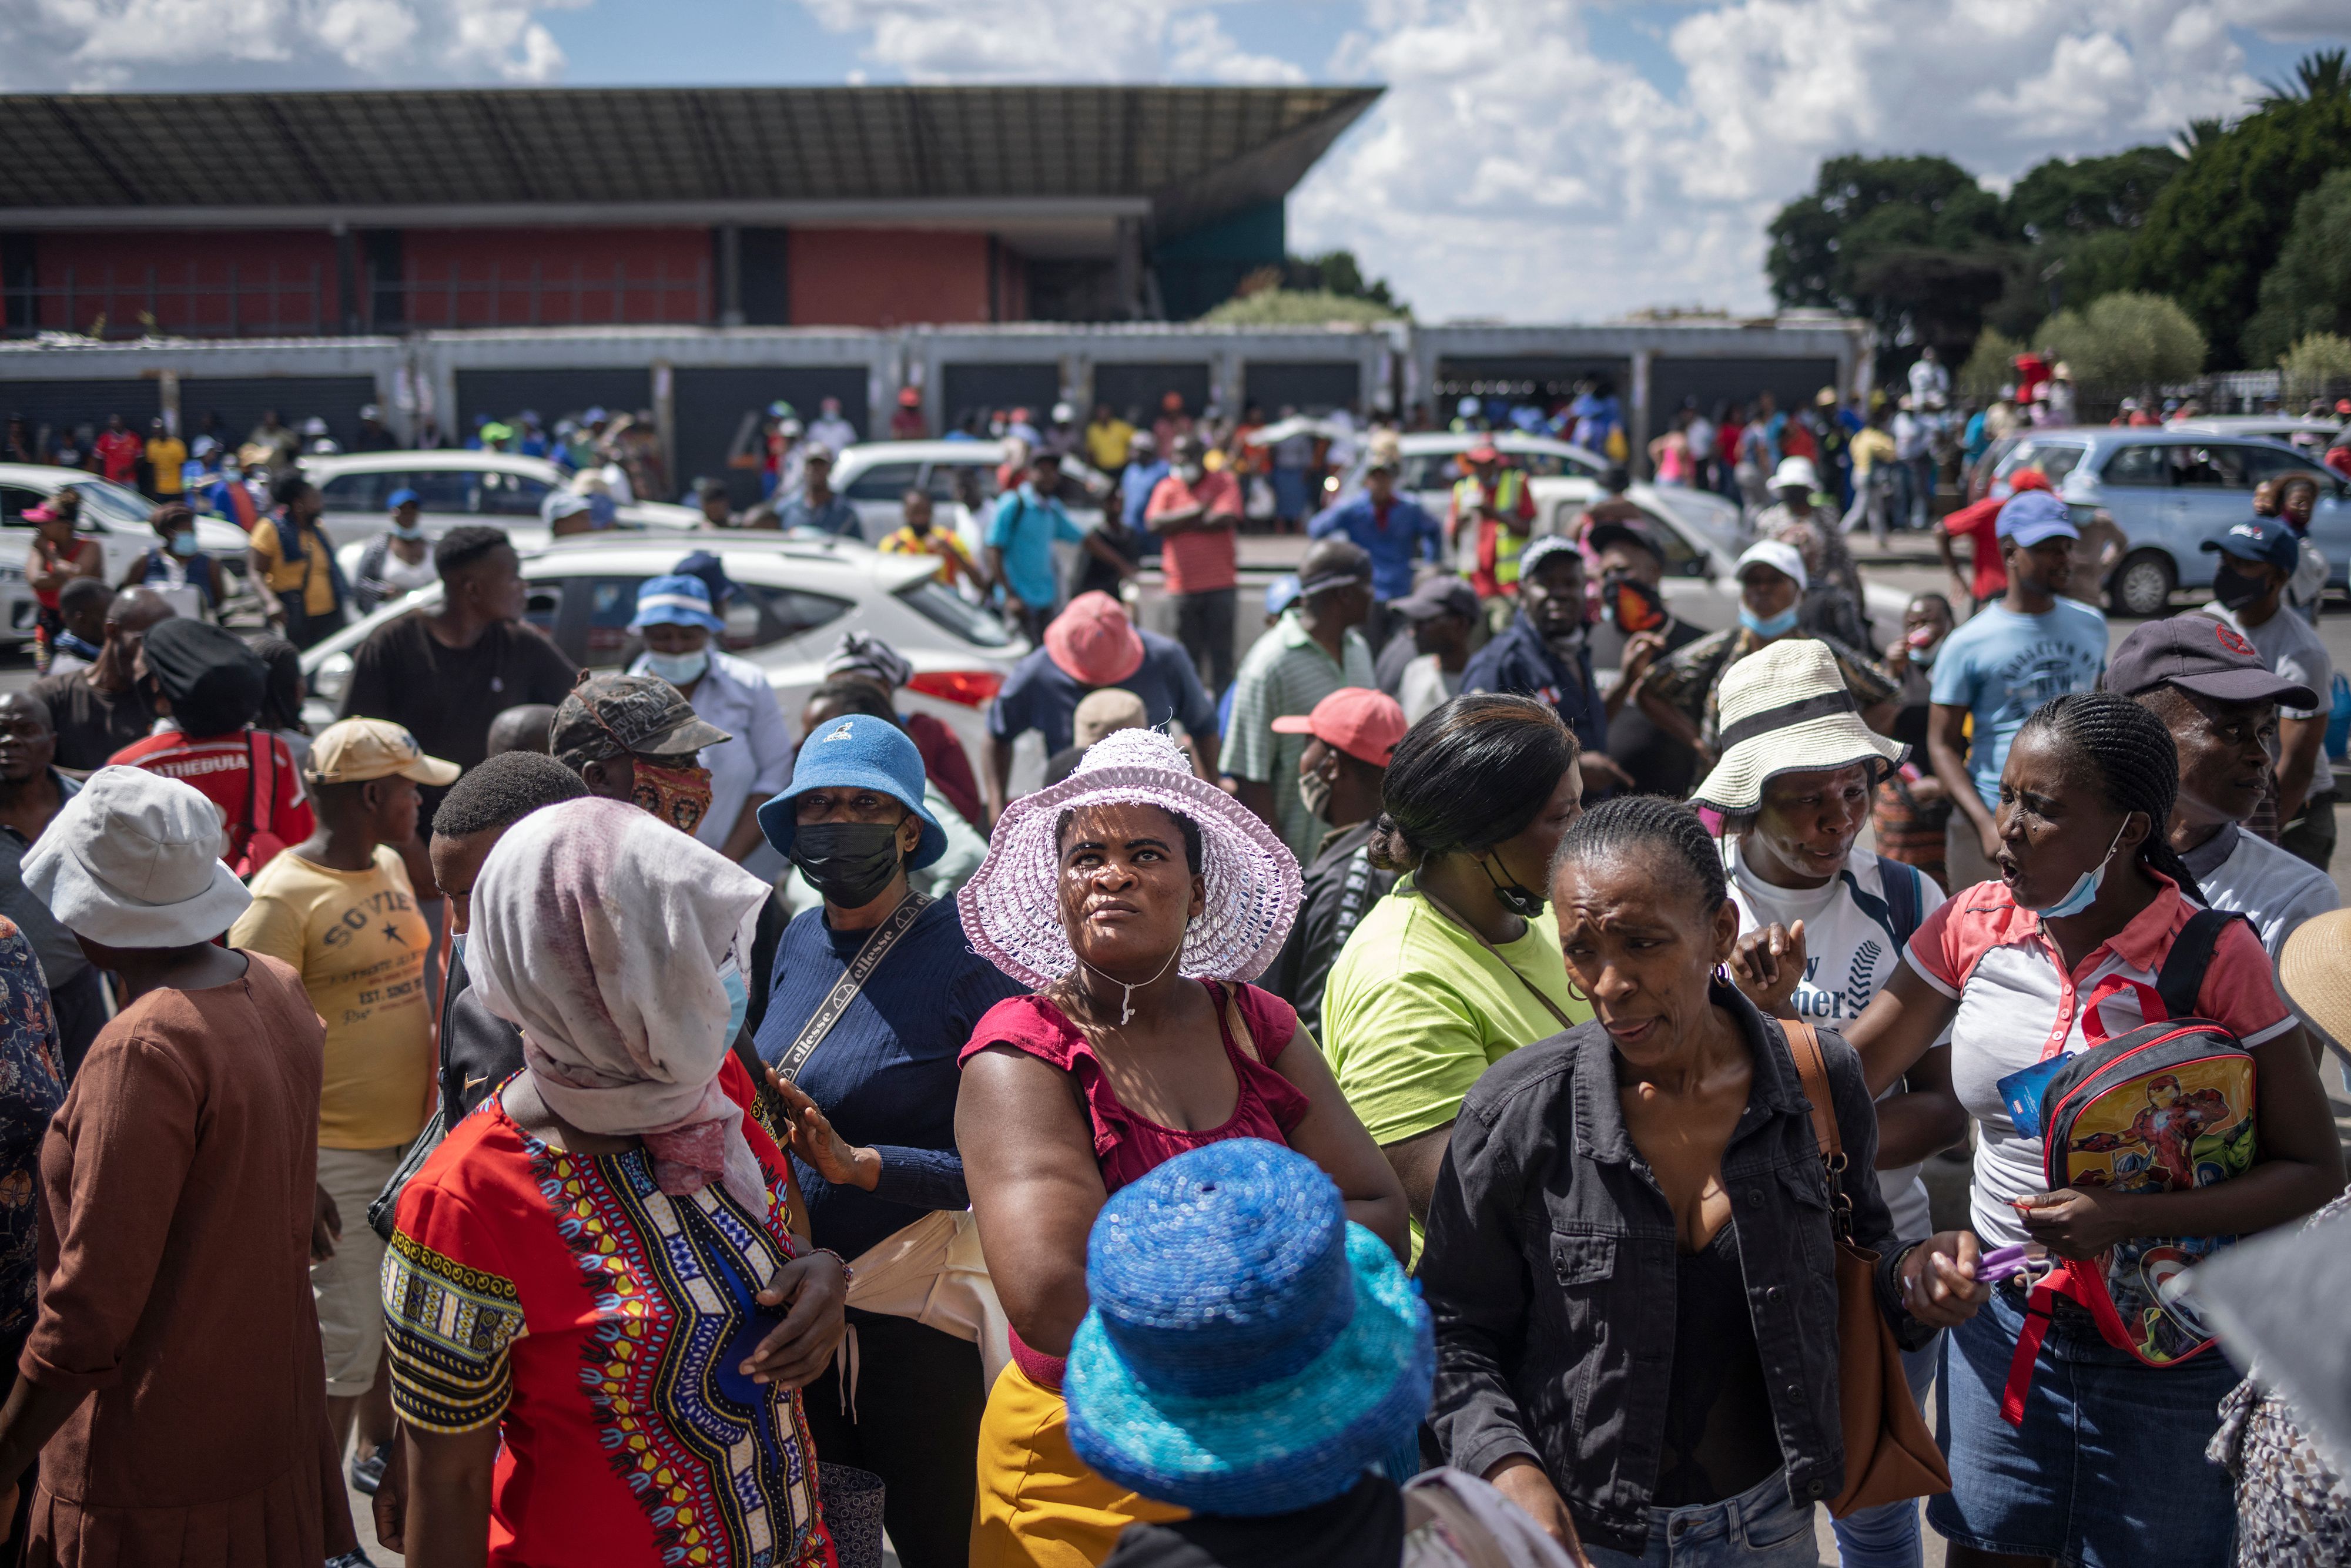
<box><xmin>642</xmin><ymin>648</ymin><xmax>710</xmax><ymax>686</ymax></box>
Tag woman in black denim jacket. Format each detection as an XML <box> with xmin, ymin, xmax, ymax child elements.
<box><xmin>1421</xmin><ymin>796</ymin><xmax>1989</xmax><ymax>1566</ymax></box>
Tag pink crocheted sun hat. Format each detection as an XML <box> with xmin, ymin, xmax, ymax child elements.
<box><xmin>959</xmin><ymin>727</ymin><xmax>1302</xmax><ymax>991</ymax></box>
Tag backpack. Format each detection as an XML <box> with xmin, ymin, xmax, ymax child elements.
<box><xmin>1998</xmin><ymin>908</ymin><xmax>2259</xmax><ymax>1425</ymax></box>
<box><xmin>230</xmin><ymin>730</ymin><xmax>293</xmax><ymax>881</ymax></box>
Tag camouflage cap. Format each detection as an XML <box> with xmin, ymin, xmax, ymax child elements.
<box><xmin>550</xmin><ymin>673</ymin><xmax>732</xmax><ymax>769</ymax></box>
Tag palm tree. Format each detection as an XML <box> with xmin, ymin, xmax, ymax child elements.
<box><xmin>2261</xmin><ymin>48</ymin><xmax>2349</xmax><ymax>106</ymax></box>
<box><xmin>2173</xmin><ymin>117</ymin><xmax>2228</xmax><ymax>158</ymax></box>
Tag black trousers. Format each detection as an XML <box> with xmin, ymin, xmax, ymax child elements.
<box><xmin>1173</xmin><ymin>588</ymin><xmax>1237</xmax><ymax>695</ymax></box>
<box><xmin>800</xmin><ymin>1310</ymin><xmax>985</xmax><ymax>1568</ymax></box>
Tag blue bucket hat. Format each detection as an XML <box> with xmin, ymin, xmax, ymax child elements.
<box><xmin>757</xmin><ymin>712</ymin><xmax>946</xmax><ymax>869</ymax></box>
<box><xmin>628</xmin><ymin>573</ymin><xmax>726</xmax><ymax>635</ymax></box>
<box><xmin>1064</xmin><ymin>1140</ymin><xmax>1433</xmax><ymax>1517</ymax></box>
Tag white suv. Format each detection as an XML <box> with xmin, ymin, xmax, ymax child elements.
<box><xmin>0</xmin><ymin>466</ymin><xmax>257</xmax><ymax>643</ymax></box>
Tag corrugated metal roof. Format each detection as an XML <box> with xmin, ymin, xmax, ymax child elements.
<box><xmin>0</xmin><ymin>85</ymin><xmax>1380</xmax><ymax>235</ymax></box>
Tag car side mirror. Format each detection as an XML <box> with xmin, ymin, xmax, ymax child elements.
<box><xmin>1683</xmin><ymin>555</ymin><xmax>1708</xmax><ymax>578</ymax></box>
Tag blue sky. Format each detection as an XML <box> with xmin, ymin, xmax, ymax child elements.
<box><xmin>5</xmin><ymin>0</ymin><xmax>2343</xmax><ymax>321</ymax></box>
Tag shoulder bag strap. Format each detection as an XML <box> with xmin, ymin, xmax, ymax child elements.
<box><xmin>769</xmin><ymin>892</ymin><xmax>936</xmax><ymax>1087</ymax></box>
<box><xmin>2155</xmin><ymin>906</ymin><xmax>2243</xmax><ymax>1021</ymax></box>
<box><xmin>1416</xmin><ymin>884</ymin><xmax>1578</xmax><ymax>1032</ymax></box>
<box><xmin>1781</xmin><ymin>1015</ymin><xmax>1841</xmax><ymax>1162</ymax></box>
<box><xmin>1216</xmin><ymin>981</ymin><xmax>1263</xmax><ymax>1067</ymax></box>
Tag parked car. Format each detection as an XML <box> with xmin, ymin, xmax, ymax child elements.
<box><xmin>303</xmin><ymin>450</ymin><xmax>703</xmax><ymax>579</ymax></box>
<box><xmin>2167</xmin><ymin>416</ymin><xmax>2343</xmax><ymax>465</ymax></box>
<box><xmin>297</xmin><ymin>534</ymin><xmax>1025</xmax><ymax>779</ymax></box>
<box><xmin>830</xmin><ymin>438</ymin><xmax>1111</xmax><ymax>546</ymax></box>
<box><xmin>1328</xmin><ymin>431</ymin><xmax>1749</xmax><ymax>579</ymax></box>
<box><xmin>0</xmin><ymin>465</ymin><xmax>256</xmax><ymax>643</ymax></box>
<box><xmin>1991</xmin><ymin>427</ymin><xmax>2349</xmax><ymax>615</ymax></box>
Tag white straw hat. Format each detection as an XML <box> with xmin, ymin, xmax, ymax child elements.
<box><xmin>22</xmin><ymin>767</ymin><xmax>252</xmax><ymax>947</ymax></box>
<box><xmin>957</xmin><ymin>728</ymin><xmax>1301</xmax><ymax>990</ymax></box>
<box><xmin>1687</xmin><ymin>639</ymin><xmax>1905</xmax><ymax>815</ymax></box>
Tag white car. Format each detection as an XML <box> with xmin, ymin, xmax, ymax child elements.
<box><xmin>302</xmin><ymin>450</ymin><xmax>704</xmax><ymax>580</ymax></box>
<box><xmin>831</xmin><ymin>438</ymin><xmax>1111</xmax><ymax>548</ymax></box>
<box><xmin>1335</xmin><ymin>431</ymin><xmax>1749</xmax><ymax>579</ymax></box>
<box><xmin>0</xmin><ymin>465</ymin><xmax>257</xmax><ymax>643</ymax></box>
<box><xmin>298</xmin><ymin>534</ymin><xmax>1026</xmax><ymax>774</ymax></box>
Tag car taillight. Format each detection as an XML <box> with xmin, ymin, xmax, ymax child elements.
<box><xmin>907</xmin><ymin>669</ymin><xmax>1002</xmax><ymax>706</ymax></box>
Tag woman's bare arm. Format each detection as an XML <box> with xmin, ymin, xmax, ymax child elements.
<box><xmin>401</xmin><ymin>1423</ymin><xmax>502</xmax><ymax>1568</ymax></box>
<box><xmin>956</xmin><ymin>1045</ymin><xmax>1110</xmax><ymax>1359</ymax></box>
<box><xmin>1270</xmin><ymin>1031</ymin><xmax>1412</xmax><ymax>1261</ymax></box>
<box><xmin>1844</xmin><ymin>961</ymin><xmax>1961</xmax><ymax>1098</ymax></box>
<box><xmin>1874</xmin><ymin>1042</ymin><xmax>1968</xmax><ymax>1169</ymax></box>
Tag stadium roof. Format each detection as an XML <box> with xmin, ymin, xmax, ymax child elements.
<box><xmin>0</xmin><ymin>85</ymin><xmax>1382</xmax><ymax>244</ymax></box>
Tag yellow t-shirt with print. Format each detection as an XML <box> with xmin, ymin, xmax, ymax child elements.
<box><xmin>230</xmin><ymin>846</ymin><xmax>433</xmax><ymax>1148</ymax></box>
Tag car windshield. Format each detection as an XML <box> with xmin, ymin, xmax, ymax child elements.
<box><xmin>2000</xmin><ymin>440</ymin><xmax>2085</xmax><ymax>488</ymax></box>
<box><xmin>897</xmin><ymin>579</ymin><xmax>1013</xmax><ymax>648</ymax></box>
<box><xmin>53</xmin><ymin>476</ymin><xmax>153</xmax><ymax>525</ymax></box>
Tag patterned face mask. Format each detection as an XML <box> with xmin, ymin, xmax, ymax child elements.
<box><xmin>631</xmin><ymin>760</ymin><xmax>714</xmax><ymax>836</ymax></box>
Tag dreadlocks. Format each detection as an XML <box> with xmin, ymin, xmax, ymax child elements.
<box><xmin>2016</xmin><ymin>690</ymin><xmax>2207</xmax><ymax>903</ymax></box>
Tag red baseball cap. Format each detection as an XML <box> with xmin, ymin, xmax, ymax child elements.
<box><xmin>1270</xmin><ymin>687</ymin><xmax>1409</xmax><ymax>766</ymax></box>
<box><xmin>1043</xmin><ymin>591</ymin><xmax>1146</xmax><ymax>686</ymax></box>
<box><xmin>1465</xmin><ymin>440</ymin><xmax>1501</xmax><ymax>464</ymax></box>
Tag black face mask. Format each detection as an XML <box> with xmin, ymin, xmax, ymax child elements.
<box><xmin>1481</xmin><ymin>849</ymin><xmax>1546</xmax><ymax>919</ymax></box>
<box><xmin>791</xmin><ymin>820</ymin><xmax>904</xmax><ymax>910</ymax></box>
<box><xmin>2211</xmin><ymin>561</ymin><xmax>2268</xmax><ymax>612</ymax></box>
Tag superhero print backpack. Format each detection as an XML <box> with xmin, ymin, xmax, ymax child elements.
<box><xmin>2000</xmin><ymin>909</ymin><xmax>2258</xmax><ymax>1425</ymax></box>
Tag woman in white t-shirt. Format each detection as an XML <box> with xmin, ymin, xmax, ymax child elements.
<box><xmin>1845</xmin><ymin>691</ymin><xmax>2343</xmax><ymax>1568</ymax></box>
<box><xmin>1690</xmin><ymin>638</ymin><xmax>1965</xmax><ymax>1568</ymax></box>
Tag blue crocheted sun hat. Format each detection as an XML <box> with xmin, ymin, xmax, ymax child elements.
<box><xmin>1063</xmin><ymin>1139</ymin><xmax>1434</xmax><ymax>1517</ymax></box>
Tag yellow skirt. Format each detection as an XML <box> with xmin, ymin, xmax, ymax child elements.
<box><xmin>970</xmin><ymin>1360</ymin><xmax>1187</xmax><ymax>1568</ymax></box>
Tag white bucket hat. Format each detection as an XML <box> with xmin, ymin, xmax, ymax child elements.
<box><xmin>957</xmin><ymin>728</ymin><xmax>1301</xmax><ymax>990</ymax></box>
<box><xmin>1687</xmin><ymin>639</ymin><xmax>1905</xmax><ymax>815</ymax></box>
<box><xmin>22</xmin><ymin>767</ymin><xmax>251</xmax><ymax>947</ymax></box>
<box><xmin>1770</xmin><ymin>455</ymin><xmax>1820</xmax><ymax>494</ymax></box>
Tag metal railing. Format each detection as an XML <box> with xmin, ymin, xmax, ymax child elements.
<box><xmin>0</xmin><ymin>256</ymin><xmax>714</xmax><ymax>337</ymax></box>
<box><xmin>365</xmin><ymin>257</ymin><xmax>711</xmax><ymax>330</ymax></box>
<box><xmin>2</xmin><ymin>261</ymin><xmax>333</xmax><ymax>337</ymax></box>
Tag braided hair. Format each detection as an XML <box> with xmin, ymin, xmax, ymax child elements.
<box><xmin>1367</xmin><ymin>693</ymin><xmax>1578</xmax><ymax>873</ymax></box>
<box><xmin>2015</xmin><ymin>691</ymin><xmax>2206</xmax><ymax>903</ymax></box>
<box><xmin>1554</xmin><ymin>794</ymin><xmax>1730</xmax><ymax>916</ymax></box>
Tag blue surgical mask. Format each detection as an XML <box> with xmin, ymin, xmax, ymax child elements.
<box><xmin>1739</xmin><ymin>604</ymin><xmax>1800</xmax><ymax>638</ymax></box>
<box><xmin>391</xmin><ymin>522</ymin><xmax>426</xmax><ymax>541</ymax></box>
<box><xmin>167</xmin><ymin>529</ymin><xmax>198</xmax><ymax>558</ymax></box>
<box><xmin>2031</xmin><ymin>822</ymin><xmax>2129</xmax><ymax>919</ymax></box>
<box><xmin>718</xmin><ymin>949</ymin><xmax>749</xmax><ymax>1046</ymax></box>
<box><xmin>642</xmin><ymin>648</ymin><xmax>710</xmax><ymax>686</ymax></box>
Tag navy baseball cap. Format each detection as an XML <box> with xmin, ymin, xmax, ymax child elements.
<box><xmin>2201</xmin><ymin>515</ymin><xmax>2300</xmax><ymax>575</ymax></box>
<box><xmin>758</xmin><ymin>712</ymin><xmax>946</xmax><ymax>869</ymax></box>
<box><xmin>1996</xmin><ymin>490</ymin><xmax>2078</xmax><ymax>545</ymax></box>
<box><xmin>2106</xmin><ymin>614</ymin><xmax>2316</xmax><ymax>708</ymax></box>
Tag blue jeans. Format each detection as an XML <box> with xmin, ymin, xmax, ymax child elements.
<box><xmin>1583</xmin><ymin>1469</ymin><xmax>1819</xmax><ymax>1568</ymax></box>
<box><xmin>1928</xmin><ymin>1284</ymin><xmax>2237</xmax><ymax>1567</ymax></box>
<box><xmin>1827</xmin><ymin>1339</ymin><xmax>1941</xmax><ymax>1568</ymax></box>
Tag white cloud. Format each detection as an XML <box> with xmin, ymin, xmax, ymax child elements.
<box><xmin>1288</xmin><ymin>0</ymin><xmax>2286</xmax><ymax>321</ymax></box>
<box><xmin>0</xmin><ymin>0</ymin><xmax>571</xmax><ymax>88</ymax></box>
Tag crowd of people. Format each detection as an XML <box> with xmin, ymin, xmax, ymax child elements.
<box><xmin>0</xmin><ymin>346</ymin><xmax>2343</xmax><ymax>1568</ymax></box>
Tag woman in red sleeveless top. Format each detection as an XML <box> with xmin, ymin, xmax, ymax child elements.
<box><xmin>955</xmin><ymin>727</ymin><xmax>1408</xmax><ymax>1568</ymax></box>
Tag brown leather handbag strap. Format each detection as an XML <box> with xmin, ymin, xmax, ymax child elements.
<box><xmin>1781</xmin><ymin>1016</ymin><xmax>1841</xmax><ymax>1162</ymax></box>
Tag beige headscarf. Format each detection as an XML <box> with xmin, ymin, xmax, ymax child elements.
<box><xmin>466</xmin><ymin>796</ymin><xmax>771</xmax><ymax>1212</ymax></box>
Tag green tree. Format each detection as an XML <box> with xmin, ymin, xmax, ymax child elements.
<box><xmin>1987</xmin><ymin>145</ymin><xmax>2182</xmax><ymax>339</ymax></box>
<box><xmin>2128</xmin><ymin>48</ymin><xmax>2351</xmax><ymax>364</ymax></box>
<box><xmin>1281</xmin><ymin>250</ymin><xmax>1403</xmax><ymax>311</ymax></box>
<box><xmin>1958</xmin><ymin>329</ymin><xmax>2023</xmax><ymax>399</ymax></box>
<box><xmin>1766</xmin><ymin>154</ymin><xmax>2011</xmax><ymax>361</ymax></box>
<box><xmin>2243</xmin><ymin>169</ymin><xmax>2351</xmax><ymax>368</ymax></box>
<box><xmin>2279</xmin><ymin>333</ymin><xmax>2351</xmax><ymax>400</ymax></box>
<box><xmin>1199</xmin><ymin>289</ymin><xmax>1404</xmax><ymax>327</ymax></box>
<box><xmin>2038</xmin><ymin>292</ymin><xmax>2206</xmax><ymax>390</ymax></box>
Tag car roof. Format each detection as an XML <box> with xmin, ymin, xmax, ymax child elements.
<box><xmin>835</xmin><ymin>440</ymin><xmax>1009</xmax><ymax>468</ymax></box>
<box><xmin>2168</xmin><ymin>417</ymin><xmax>2340</xmax><ymax>435</ymax></box>
<box><xmin>302</xmin><ymin>450</ymin><xmax>562</xmax><ymax>479</ymax></box>
<box><xmin>514</xmin><ymin>531</ymin><xmax>937</xmax><ymax>588</ymax></box>
<box><xmin>1391</xmin><ymin>431</ymin><xmax>1608</xmax><ymax>466</ymax></box>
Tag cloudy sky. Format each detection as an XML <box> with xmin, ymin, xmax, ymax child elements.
<box><xmin>4</xmin><ymin>0</ymin><xmax>2341</xmax><ymax>321</ymax></box>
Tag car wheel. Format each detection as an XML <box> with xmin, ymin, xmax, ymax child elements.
<box><xmin>2111</xmin><ymin>550</ymin><xmax>2175</xmax><ymax>618</ymax></box>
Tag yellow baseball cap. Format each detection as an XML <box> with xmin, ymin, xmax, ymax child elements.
<box><xmin>306</xmin><ymin>719</ymin><xmax>461</xmax><ymax>787</ymax></box>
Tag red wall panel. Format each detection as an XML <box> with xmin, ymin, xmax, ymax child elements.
<box><xmin>787</xmin><ymin>229</ymin><xmax>992</xmax><ymax>327</ymax></box>
<box><xmin>396</xmin><ymin>227</ymin><xmax>711</xmax><ymax>327</ymax></box>
<box><xmin>34</xmin><ymin>230</ymin><xmax>340</xmax><ymax>335</ymax></box>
